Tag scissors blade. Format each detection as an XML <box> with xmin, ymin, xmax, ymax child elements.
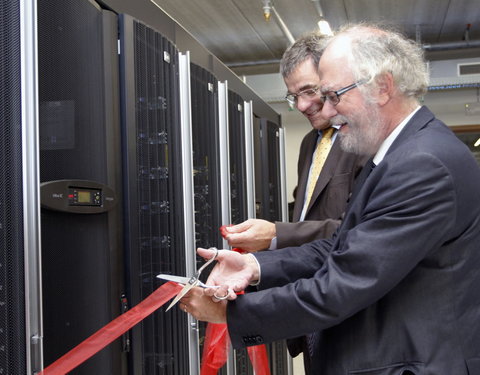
<box><xmin>165</xmin><ymin>279</ymin><xmax>197</xmax><ymax>312</ymax></box>
<box><xmin>157</xmin><ymin>274</ymin><xmax>219</xmax><ymax>289</ymax></box>
<box><xmin>157</xmin><ymin>274</ymin><xmax>190</xmax><ymax>284</ymax></box>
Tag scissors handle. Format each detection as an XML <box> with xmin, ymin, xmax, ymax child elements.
<box><xmin>194</xmin><ymin>247</ymin><xmax>218</xmax><ymax>279</ymax></box>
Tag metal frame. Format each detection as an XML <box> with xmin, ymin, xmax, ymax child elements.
<box><xmin>278</xmin><ymin>127</ymin><xmax>289</xmax><ymax>224</ymax></box>
<box><xmin>243</xmin><ymin>100</ymin><xmax>256</xmax><ymax>219</ymax></box>
<box><xmin>218</xmin><ymin>81</ymin><xmax>232</xmax><ymax>249</ymax></box>
<box><xmin>179</xmin><ymin>51</ymin><xmax>201</xmax><ymax>374</ymax></box>
<box><xmin>217</xmin><ymin>81</ymin><xmax>236</xmax><ymax>375</ymax></box>
<box><xmin>20</xmin><ymin>0</ymin><xmax>43</xmax><ymax>373</ymax></box>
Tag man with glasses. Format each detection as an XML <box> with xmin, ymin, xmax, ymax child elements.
<box><xmin>222</xmin><ymin>32</ymin><xmax>367</xmax><ymax>372</ymax></box>
<box><xmin>223</xmin><ymin>32</ymin><xmax>366</xmax><ymax>255</ymax></box>
<box><xmin>182</xmin><ymin>24</ymin><xmax>480</xmax><ymax>375</ymax></box>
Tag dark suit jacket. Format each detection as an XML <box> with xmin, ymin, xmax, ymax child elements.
<box><xmin>278</xmin><ymin>128</ymin><xmax>366</xmax><ymax>367</ymax></box>
<box><xmin>276</xmin><ymin>128</ymin><xmax>367</xmax><ymax>248</ymax></box>
<box><xmin>227</xmin><ymin>107</ymin><xmax>480</xmax><ymax>374</ymax></box>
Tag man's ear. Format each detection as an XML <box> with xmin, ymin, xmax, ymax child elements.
<box><xmin>375</xmin><ymin>72</ymin><xmax>394</xmax><ymax>106</ymax></box>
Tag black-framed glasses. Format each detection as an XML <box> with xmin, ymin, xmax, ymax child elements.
<box><xmin>320</xmin><ymin>81</ymin><xmax>364</xmax><ymax>106</ymax></box>
<box><xmin>285</xmin><ymin>86</ymin><xmax>321</xmax><ymax>107</ymax></box>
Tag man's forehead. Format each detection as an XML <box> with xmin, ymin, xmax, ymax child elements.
<box><xmin>318</xmin><ymin>66</ymin><xmax>352</xmax><ymax>91</ymax></box>
<box><xmin>318</xmin><ymin>41</ymin><xmax>352</xmax><ymax>90</ymax></box>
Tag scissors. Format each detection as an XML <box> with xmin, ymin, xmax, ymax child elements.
<box><xmin>159</xmin><ymin>247</ymin><xmax>219</xmax><ymax>311</ymax></box>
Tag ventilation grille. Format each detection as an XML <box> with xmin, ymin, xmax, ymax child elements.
<box><xmin>458</xmin><ymin>62</ymin><xmax>480</xmax><ymax>76</ymax></box>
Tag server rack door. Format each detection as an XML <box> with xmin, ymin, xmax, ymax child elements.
<box><xmin>227</xmin><ymin>91</ymin><xmax>248</xmax><ymax>226</ymax></box>
<box><xmin>226</xmin><ymin>91</ymin><xmax>258</xmax><ymax>375</ymax></box>
<box><xmin>38</xmin><ymin>1</ymin><xmax>125</xmax><ymax>374</ymax></box>
<box><xmin>189</xmin><ymin>63</ymin><xmax>225</xmax><ymax>373</ymax></box>
<box><xmin>119</xmin><ymin>15</ymin><xmax>189</xmax><ymax>375</ymax></box>
<box><xmin>190</xmin><ymin>63</ymin><xmax>222</xmax><ymax>250</ymax></box>
<box><xmin>262</xmin><ymin>120</ymin><xmax>283</xmax><ymax>222</ymax></box>
<box><xmin>1</xmin><ymin>0</ymin><xmax>42</xmax><ymax>373</ymax></box>
<box><xmin>255</xmin><ymin>118</ymin><xmax>289</xmax><ymax>375</ymax></box>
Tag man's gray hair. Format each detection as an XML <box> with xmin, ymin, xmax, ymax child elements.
<box><xmin>334</xmin><ymin>23</ymin><xmax>429</xmax><ymax>99</ymax></box>
<box><xmin>279</xmin><ymin>30</ymin><xmax>329</xmax><ymax>78</ymax></box>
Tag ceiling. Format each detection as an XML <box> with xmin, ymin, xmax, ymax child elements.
<box><xmin>149</xmin><ymin>0</ymin><xmax>480</xmax><ymax>75</ymax></box>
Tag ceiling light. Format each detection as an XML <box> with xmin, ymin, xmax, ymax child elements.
<box><xmin>262</xmin><ymin>1</ymin><xmax>271</xmax><ymax>21</ymax></box>
<box><xmin>318</xmin><ymin>18</ymin><xmax>333</xmax><ymax>36</ymax></box>
<box><xmin>474</xmin><ymin>137</ymin><xmax>480</xmax><ymax>147</ymax></box>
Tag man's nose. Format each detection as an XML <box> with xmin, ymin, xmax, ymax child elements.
<box><xmin>320</xmin><ymin>99</ymin><xmax>338</xmax><ymax>118</ymax></box>
<box><xmin>296</xmin><ymin>96</ymin><xmax>314</xmax><ymax>112</ymax></box>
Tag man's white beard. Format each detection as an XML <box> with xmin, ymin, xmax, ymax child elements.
<box><xmin>335</xmin><ymin>105</ymin><xmax>384</xmax><ymax>156</ymax></box>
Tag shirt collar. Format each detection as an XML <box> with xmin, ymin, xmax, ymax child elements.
<box><xmin>373</xmin><ymin>106</ymin><xmax>421</xmax><ymax>166</ymax></box>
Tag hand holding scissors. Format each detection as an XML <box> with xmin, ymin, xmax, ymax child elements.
<box><xmin>158</xmin><ymin>247</ymin><xmax>219</xmax><ymax>311</ymax></box>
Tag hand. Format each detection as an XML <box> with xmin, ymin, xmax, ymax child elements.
<box><xmin>180</xmin><ymin>287</ymin><xmax>227</xmax><ymax>324</ymax></box>
<box><xmin>223</xmin><ymin>219</ymin><xmax>276</xmax><ymax>252</ymax></box>
<box><xmin>197</xmin><ymin>247</ymin><xmax>260</xmax><ymax>300</ymax></box>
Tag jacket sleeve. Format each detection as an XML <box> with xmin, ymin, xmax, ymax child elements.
<box><xmin>275</xmin><ymin>219</ymin><xmax>341</xmax><ymax>247</ymax></box>
<box><xmin>227</xmin><ymin>151</ymin><xmax>457</xmax><ymax>349</ymax></box>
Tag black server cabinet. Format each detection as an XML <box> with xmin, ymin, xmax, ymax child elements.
<box><xmin>190</xmin><ymin>63</ymin><xmax>224</xmax><ymax>372</ymax></box>
<box><xmin>0</xmin><ymin>1</ymin><xmax>26</xmax><ymax>374</ymax></box>
<box><xmin>38</xmin><ymin>1</ymin><xmax>125</xmax><ymax>374</ymax></box>
<box><xmin>119</xmin><ymin>15</ymin><xmax>189</xmax><ymax>374</ymax></box>
<box><xmin>227</xmin><ymin>91</ymin><xmax>256</xmax><ymax>375</ymax></box>
<box><xmin>228</xmin><ymin>91</ymin><xmax>249</xmax><ymax>225</ymax></box>
<box><xmin>254</xmin><ymin>118</ymin><xmax>288</xmax><ymax>375</ymax></box>
<box><xmin>257</xmin><ymin>119</ymin><xmax>283</xmax><ymax>222</ymax></box>
<box><xmin>190</xmin><ymin>63</ymin><xmax>222</xmax><ymax>251</ymax></box>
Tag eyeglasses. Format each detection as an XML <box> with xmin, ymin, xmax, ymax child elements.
<box><xmin>285</xmin><ymin>86</ymin><xmax>321</xmax><ymax>107</ymax></box>
<box><xmin>320</xmin><ymin>81</ymin><xmax>364</xmax><ymax>106</ymax></box>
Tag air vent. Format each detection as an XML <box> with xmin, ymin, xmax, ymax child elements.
<box><xmin>458</xmin><ymin>62</ymin><xmax>480</xmax><ymax>76</ymax></box>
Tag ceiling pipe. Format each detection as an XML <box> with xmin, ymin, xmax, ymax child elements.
<box><xmin>311</xmin><ymin>0</ymin><xmax>325</xmax><ymax>18</ymax></box>
<box><xmin>423</xmin><ymin>40</ymin><xmax>480</xmax><ymax>51</ymax></box>
<box><xmin>271</xmin><ymin>5</ymin><xmax>295</xmax><ymax>44</ymax></box>
<box><xmin>227</xmin><ymin>59</ymin><xmax>281</xmax><ymax>68</ymax></box>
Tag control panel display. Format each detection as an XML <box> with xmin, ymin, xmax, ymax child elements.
<box><xmin>69</xmin><ymin>187</ymin><xmax>101</xmax><ymax>206</ymax></box>
<box><xmin>41</xmin><ymin>180</ymin><xmax>116</xmax><ymax>214</ymax></box>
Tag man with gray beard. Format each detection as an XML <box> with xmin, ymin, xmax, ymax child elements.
<box><xmin>181</xmin><ymin>24</ymin><xmax>480</xmax><ymax>375</ymax></box>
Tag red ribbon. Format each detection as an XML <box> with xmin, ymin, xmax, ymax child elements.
<box><xmin>200</xmin><ymin>323</ymin><xmax>230</xmax><ymax>375</ymax></box>
<box><xmin>200</xmin><ymin>323</ymin><xmax>271</xmax><ymax>375</ymax></box>
<box><xmin>202</xmin><ymin>226</ymin><xmax>271</xmax><ymax>375</ymax></box>
<box><xmin>39</xmin><ymin>282</ymin><xmax>182</xmax><ymax>375</ymax></box>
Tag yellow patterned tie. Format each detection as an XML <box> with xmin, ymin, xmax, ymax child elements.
<box><xmin>305</xmin><ymin>127</ymin><xmax>335</xmax><ymax>208</ymax></box>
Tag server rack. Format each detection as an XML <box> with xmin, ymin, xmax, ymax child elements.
<box><xmin>253</xmin><ymin>117</ymin><xmax>290</xmax><ymax>375</ymax></box>
<box><xmin>189</xmin><ymin>62</ymin><xmax>225</xmax><ymax>372</ymax></box>
<box><xmin>225</xmin><ymin>90</ymin><xmax>256</xmax><ymax>375</ymax></box>
<box><xmin>227</xmin><ymin>91</ymin><xmax>249</xmax><ymax>226</ymax></box>
<box><xmin>38</xmin><ymin>0</ymin><xmax>125</xmax><ymax>373</ymax></box>
<box><xmin>255</xmin><ymin>119</ymin><xmax>283</xmax><ymax>221</ymax></box>
<box><xmin>119</xmin><ymin>15</ymin><xmax>190</xmax><ymax>374</ymax></box>
<box><xmin>190</xmin><ymin>63</ymin><xmax>223</xmax><ymax>251</ymax></box>
<box><xmin>0</xmin><ymin>0</ymin><xmax>42</xmax><ymax>373</ymax></box>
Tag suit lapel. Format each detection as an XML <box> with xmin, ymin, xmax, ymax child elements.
<box><xmin>387</xmin><ymin>106</ymin><xmax>435</xmax><ymax>156</ymax></box>
<box><xmin>303</xmin><ymin>134</ymin><xmax>342</xmax><ymax>215</ymax></box>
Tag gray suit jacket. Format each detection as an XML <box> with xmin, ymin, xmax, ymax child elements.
<box><xmin>227</xmin><ymin>107</ymin><xmax>480</xmax><ymax>374</ymax></box>
<box><xmin>276</xmin><ymin>129</ymin><xmax>367</xmax><ymax>248</ymax></box>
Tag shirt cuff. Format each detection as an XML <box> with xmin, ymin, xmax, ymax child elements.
<box><xmin>248</xmin><ymin>253</ymin><xmax>261</xmax><ymax>286</ymax></box>
<box><xmin>268</xmin><ymin>236</ymin><xmax>277</xmax><ymax>250</ymax></box>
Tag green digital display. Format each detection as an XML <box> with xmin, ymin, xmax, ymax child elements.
<box><xmin>77</xmin><ymin>190</ymin><xmax>92</xmax><ymax>203</ymax></box>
